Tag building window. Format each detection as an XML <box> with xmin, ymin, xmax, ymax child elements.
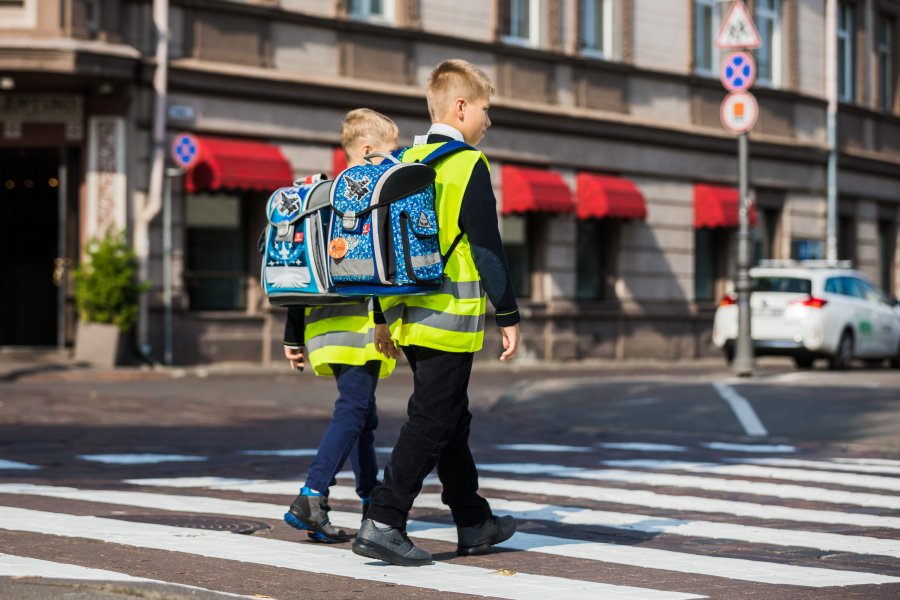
<box><xmin>879</xmin><ymin>219</ymin><xmax>896</xmax><ymax>295</ymax></box>
<box><xmin>837</xmin><ymin>2</ymin><xmax>855</xmax><ymax>102</ymax></box>
<box><xmin>581</xmin><ymin>0</ymin><xmax>614</xmax><ymax>58</ymax></box>
<box><xmin>502</xmin><ymin>214</ymin><xmax>535</xmax><ymax>299</ymax></box>
<box><xmin>185</xmin><ymin>194</ymin><xmax>247</xmax><ymax>311</ymax></box>
<box><xmin>694</xmin><ymin>229</ymin><xmax>731</xmax><ymax>302</ymax></box>
<box><xmin>877</xmin><ymin>17</ymin><xmax>894</xmax><ymax>112</ymax></box>
<box><xmin>501</xmin><ymin>0</ymin><xmax>540</xmax><ymax>46</ymax></box>
<box><xmin>752</xmin><ymin>205</ymin><xmax>782</xmax><ymax>265</ymax></box>
<box><xmin>576</xmin><ymin>219</ymin><xmax>617</xmax><ymax>301</ymax></box>
<box><xmin>839</xmin><ymin>215</ymin><xmax>856</xmax><ymax>263</ymax></box>
<box><xmin>755</xmin><ymin>0</ymin><xmax>782</xmax><ymax>86</ymax></box>
<box><xmin>349</xmin><ymin>0</ymin><xmax>393</xmax><ymax>22</ymax></box>
<box><xmin>694</xmin><ymin>0</ymin><xmax>722</xmax><ymax>75</ymax></box>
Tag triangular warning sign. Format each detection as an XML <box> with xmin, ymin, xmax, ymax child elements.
<box><xmin>715</xmin><ymin>1</ymin><xmax>762</xmax><ymax>49</ymax></box>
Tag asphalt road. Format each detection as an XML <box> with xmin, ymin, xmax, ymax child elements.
<box><xmin>1</xmin><ymin>357</ymin><xmax>899</xmax><ymax>599</ymax></box>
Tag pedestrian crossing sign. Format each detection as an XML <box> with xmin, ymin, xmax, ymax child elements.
<box><xmin>715</xmin><ymin>0</ymin><xmax>762</xmax><ymax>50</ymax></box>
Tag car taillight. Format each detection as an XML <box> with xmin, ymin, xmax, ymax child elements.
<box><xmin>792</xmin><ymin>296</ymin><xmax>827</xmax><ymax>309</ymax></box>
<box><xmin>719</xmin><ymin>293</ymin><xmax>737</xmax><ymax>307</ymax></box>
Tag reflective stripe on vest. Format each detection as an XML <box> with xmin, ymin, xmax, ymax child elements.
<box><xmin>304</xmin><ymin>299</ymin><xmax>395</xmax><ymax>378</ymax></box>
<box><xmin>382</xmin><ymin>143</ymin><xmax>488</xmax><ymax>353</ymax></box>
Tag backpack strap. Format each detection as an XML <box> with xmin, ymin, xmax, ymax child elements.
<box><xmin>419</xmin><ymin>140</ymin><xmax>476</xmax><ymax>165</ymax></box>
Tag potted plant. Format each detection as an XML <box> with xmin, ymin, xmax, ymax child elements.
<box><xmin>73</xmin><ymin>231</ymin><xmax>150</xmax><ymax>367</ymax></box>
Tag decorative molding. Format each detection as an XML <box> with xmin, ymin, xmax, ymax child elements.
<box><xmin>549</xmin><ymin>0</ymin><xmax>563</xmax><ymax>50</ymax></box>
<box><xmin>86</xmin><ymin>116</ymin><xmax>127</xmax><ymax>238</ymax></box>
<box><xmin>399</xmin><ymin>0</ymin><xmax>420</xmax><ymax>28</ymax></box>
<box><xmin>787</xmin><ymin>0</ymin><xmax>799</xmax><ymax>91</ymax></box>
<box><xmin>622</xmin><ymin>0</ymin><xmax>634</xmax><ymax>63</ymax></box>
<box><xmin>0</xmin><ymin>94</ymin><xmax>83</xmax><ymax>141</ymax></box>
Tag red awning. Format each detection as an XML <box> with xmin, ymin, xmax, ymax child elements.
<box><xmin>185</xmin><ymin>136</ymin><xmax>294</xmax><ymax>193</ymax></box>
<box><xmin>694</xmin><ymin>183</ymin><xmax>757</xmax><ymax>228</ymax></box>
<box><xmin>501</xmin><ymin>165</ymin><xmax>574</xmax><ymax>215</ymax></box>
<box><xmin>576</xmin><ymin>173</ymin><xmax>647</xmax><ymax>220</ymax></box>
<box><xmin>332</xmin><ymin>146</ymin><xmax>348</xmax><ymax>177</ymax></box>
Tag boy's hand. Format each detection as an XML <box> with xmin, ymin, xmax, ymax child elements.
<box><xmin>499</xmin><ymin>324</ymin><xmax>519</xmax><ymax>362</ymax></box>
<box><xmin>374</xmin><ymin>324</ymin><xmax>402</xmax><ymax>359</ymax></box>
<box><xmin>283</xmin><ymin>345</ymin><xmax>305</xmax><ymax>372</ymax></box>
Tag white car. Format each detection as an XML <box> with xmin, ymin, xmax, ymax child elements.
<box><xmin>712</xmin><ymin>261</ymin><xmax>900</xmax><ymax>369</ymax></box>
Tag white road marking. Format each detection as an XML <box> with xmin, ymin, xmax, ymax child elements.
<box><xmin>712</xmin><ymin>382</ymin><xmax>768</xmax><ymax>437</ymax></box>
<box><xmin>126</xmin><ymin>474</ymin><xmax>900</xmax><ymax>530</ymax></box>
<box><xmin>0</xmin><ymin>459</ymin><xmax>40</xmax><ymax>470</ymax></box>
<box><xmin>701</xmin><ymin>442</ymin><xmax>796</xmax><ymax>453</ymax></box>
<box><xmin>476</xmin><ymin>463</ymin><xmax>900</xmax><ymax>510</ymax></box>
<box><xmin>0</xmin><ymin>506</ymin><xmax>703</xmax><ymax>600</ymax></box>
<box><xmin>3</xmin><ymin>484</ymin><xmax>899</xmax><ymax>586</ymax></box>
<box><xmin>77</xmin><ymin>454</ymin><xmax>206</xmax><ymax>464</ymax></box>
<box><xmin>494</xmin><ymin>444</ymin><xmax>593</xmax><ymax>453</ymax></box>
<box><xmin>0</xmin><ymin>553</ymin><xmax>254</xmax><ymax>598</ymax></box>
<box><xmin>598</xmin><ymin>443</ymin><xmax>688</xmax><ymax>452</ymax></box>
<box><xmin>601</xmin><ymin>459</ymin><xmax>900</xmax><ymax>493</ymax></box>
<box><xmin>725</xmin><ymin>457</ymin><xmax>900</xmax><ymax>475</ymax></box>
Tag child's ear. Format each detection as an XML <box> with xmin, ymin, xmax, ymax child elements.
<box><xmin>455</xmin><ymin>98</ymin><xmax>467</xmax><ymax>120</ymax></box>
<box><xmin>361</xmin><ymin>143</ymin><xmax>373</xmax><ymax>157</ymax></box>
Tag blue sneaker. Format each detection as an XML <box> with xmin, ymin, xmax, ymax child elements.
<box><xmin>284</xmin><ymin>488</ymin><xmax>348</xmax><ymax>543</ymax></box>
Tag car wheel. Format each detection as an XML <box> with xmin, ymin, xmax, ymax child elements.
<box><xmin>829</xmin><ymin>330</ymin><xmax>854</xmax><ymax>371</ymax></box>
<box><xmin>793</xmin><ymin>356</ymin><xmax>814</xmax><ymax>369</ymax></box>
<box><xmin>891</xmin><ymin>341</ymin><xmax>900</xmax><ymax>369</ymax></box>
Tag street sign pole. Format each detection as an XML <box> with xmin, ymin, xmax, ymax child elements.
<box><xmin>733</xmin><ymin>132</ymin><xmax>755</xmax><ymax>376</ymax></box>
<box><xmin>716</xmin><ymin>0</ymin><xmax>761</xmax><ymax>377</ymax></box>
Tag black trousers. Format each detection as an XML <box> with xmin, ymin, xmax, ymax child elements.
<box><xmin>367</xmin><ymin>345</ymin><xmax>491</xmax><ymax>529</ymax></box>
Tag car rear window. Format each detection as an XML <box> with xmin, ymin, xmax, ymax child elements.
<box><xmin>751</xmin><ymin>277</ymin><xmax>811</xmax><ymax>294</ymax></box>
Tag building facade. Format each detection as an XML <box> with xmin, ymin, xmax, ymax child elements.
<box><xmin>1</xmin><ymin>0</ymin><xmax>898</xmax><ymax>363</ymax></box>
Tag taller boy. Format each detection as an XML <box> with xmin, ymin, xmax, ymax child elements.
<box><xmin>353</xmin><ymin>60</ymin><xmax>520</xmax><ymax>567</ymax></box>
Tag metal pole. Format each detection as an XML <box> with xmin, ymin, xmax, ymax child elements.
<box><xmin>163</xmin><ymin>168</ymin><xmax>180</xmax><ymax>366</ymax></box>
<box><xmin>825</xmin><ymin>0</ymin><xmax>838</xmax><ymax>263</ymax></box>
<box><xmin>732</xmin><ymin>132</ymin><xmax>755</xmax><ymax>376</ymax></box>
<box><xmin>139</xmin><ymin>0</ymin><xmax>170</xmax><ymax>356</ymax></box>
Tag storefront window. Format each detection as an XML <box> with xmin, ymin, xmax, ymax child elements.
<box><xmin>502</xmin><ymin>214</ymin><xmax>533</xmax><ymax>299</ymax></box>
<box><xmin>839</xmin><ymin>215</ymin><xmax>856</xmax><ymax>263</ymax></box>
<box><xmin>878</xmin><ymin>219</ymin><xmax>896</xmax><ymax>294</ymax></box>
<box><xmin>185</xmin><ymin>193</ymin><xmax>246</xmax><ymax>311</ymax></box>
<box><xmin>694</xmin><ymin>228</ymin><xmax>730</xmax><ymax>301</ymax></box>
<box><xmin>576</xmin><ymin>219</ymin><xmax>617</xmax><ymax>300</ymax></box>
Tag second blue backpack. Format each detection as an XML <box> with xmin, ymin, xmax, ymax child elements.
<box><xmin>327</xmin><ymin>141</ymin><xmax>473</xmax><ymax>296</ymax></box>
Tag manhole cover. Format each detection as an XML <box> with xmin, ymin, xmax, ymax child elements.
<box><xmin>109</xmin><ymin>514</ymin><xmax>270</xmax><ymax>534</ymax></box>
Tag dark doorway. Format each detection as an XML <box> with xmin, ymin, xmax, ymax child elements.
<box><xmin>0</xmin><ymin>148</ymin><xmax>60</xmax><ymax>345</ymax></box>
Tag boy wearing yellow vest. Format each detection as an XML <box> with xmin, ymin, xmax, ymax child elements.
<box><xmin>353</xmin><ymin>60</ymin><xmax>520</xmax><ymax>566</ymax></box>
<box><xmin>282</xmin><ymin>108</ymin><xmax>402</xmax><ymax>543</ymax></box>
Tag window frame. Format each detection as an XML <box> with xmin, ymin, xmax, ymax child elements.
<box><xmin>502</xmin><ymin>0</ymin><xmax>541</xmax><ymax>47</ymax></box>
<box><xmin>580</xmin><ymin>0</ymin><xmax>615</xmax><ymax>59</ymax></box>
<box><xmin>348</xmin><ymin>0</ymin><xmax>395</xmax><ymax>24</ymax></box>
<box><xmin>837</xmin><ymin>1</ymin><xmax>856</xmax><ymax>103</ymax></box>
<box><xmin>575</xmin><ymin>218</ymin><xmax>619</xmax><ymax>302</ymax></box>
<box><xmin>694</xmin><ymin>0</ymin><xmax>721</xmax><ymax>76</ymax></box>
<box><xmin>877</xmin><ymin>16</ymin><xmax>894</xmax><ymax>113</ymax></box>
<box><xmin>754</xmin><ymin>0</ymin><xmax>783</xmax><ymax>87</ymax></box>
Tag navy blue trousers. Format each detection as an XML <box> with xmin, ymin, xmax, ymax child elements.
<box><xmin>305</xmin><ymin>361</ymin><xmax>380</xmax><ymax>499</ymax></box>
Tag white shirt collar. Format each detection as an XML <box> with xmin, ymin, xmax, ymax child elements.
<box><xmin>413</xmin><ymin>123</ymin><xmax>465</xmax><ymax>146</ymax></box>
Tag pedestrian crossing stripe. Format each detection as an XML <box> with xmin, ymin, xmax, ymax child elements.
<box><xmin>0</xmin><ymin>553</ymin><xmax>254</xmax><ymax>598</ymax></box>
<box><xmin>0</xmin><ymin>506</ymin><xmax>703</xmax><ymax>600</ymax></box>
<box><xmin>601</xmin><ymin>459</ymin><xmax>900</xmax><ymax>492</ymax></box>
<box><xmin>723</xmin><ymin>457</ymin><xmax>900</xmax><ymax>476</ymax></box>
<box><xmin>1</xmin><ymin>483</ymin><xmax>898</xmax><ymax>587</ymax></box>
<box><xmin>476</xmin><ymin>463</ymin><xmax>900</xmax><ymax>510</ymax></box>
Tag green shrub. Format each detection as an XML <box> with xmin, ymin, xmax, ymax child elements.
<box><xmin>73</xmin><ymin>231</ymin><xmax>150</xmax><ymax>332</ymax></box>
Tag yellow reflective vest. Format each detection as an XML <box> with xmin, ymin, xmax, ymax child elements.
<box><xmin>380</xmin><ymin>143</ymin><xmax>488</xmax><ymax>353</ymax></box>
<box><xmin>304</xmin><ymin>299</ymin><xmax>396</xmax><ymax>378</ymax></box>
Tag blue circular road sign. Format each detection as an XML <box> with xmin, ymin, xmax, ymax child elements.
<box><xmin>720</xmin><ymin>51</ymin><xmax>756</xmax><ymax>92</ymax></box>
<box><xmin>171</xmin><ymin>133</ymin><xmax>200</xmax><ymax>169</ymax></box>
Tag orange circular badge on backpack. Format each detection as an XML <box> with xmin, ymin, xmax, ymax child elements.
<box><xmin>328</xmin><ymin>238</ymin><xmax>348</xmax><ymax>259</ymax></box>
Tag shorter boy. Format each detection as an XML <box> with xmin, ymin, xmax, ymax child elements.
<box><xmin>283</xmin><ymin>108</ymin><xmax>402</xmax><ymax>543</ymax></box>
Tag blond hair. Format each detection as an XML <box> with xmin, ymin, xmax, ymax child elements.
<box><xmin>426</xmin><ymin>59</ymin><xmax>495</xmax><ymax>121</ymax></box>
<box><xmin>340</xmin><ymin>108</ymin><xmax>399</xmax><ymax>162</ymax></box>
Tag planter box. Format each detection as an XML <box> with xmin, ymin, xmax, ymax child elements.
<box><xmin>74</xmin><ymin>322</ymin><xmax>132</xmax><ymax>368</ymax></box>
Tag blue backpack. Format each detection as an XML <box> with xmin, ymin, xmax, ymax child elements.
<box><xmin>327</xmin><ymin>141</ymin><xmax>473</xmax><ymax>296</ymax></box>
<box><xmin>260</xmin><ymin>174</ymin><xmax>347</xmax><ymax>306</ymax></box>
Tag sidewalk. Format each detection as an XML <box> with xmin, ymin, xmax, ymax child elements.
<box><xmin>1</xmin><ymin>347</ymin><xmax>731</xmax><ymax>384</ymax></box>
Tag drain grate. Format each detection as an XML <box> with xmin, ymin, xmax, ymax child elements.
<box><xmin>109</xmin><ymin>514</ymin><xmax>271</xmax><ymax>534</ymax></box>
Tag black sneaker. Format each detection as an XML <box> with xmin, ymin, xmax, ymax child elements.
<box><xmin>352</xmin><ymin>519</ymin><xmax>432</xmax><ymax>567</ymax></box>
<box><xmin>284</xmin><ymin>493</ymin><xmax>349</xmax><ymax>543</ymax></box>
<box><xmin>456</xmin><ymin>515</ymin><xmax>516</xmax><ymax>556</ymax></box>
